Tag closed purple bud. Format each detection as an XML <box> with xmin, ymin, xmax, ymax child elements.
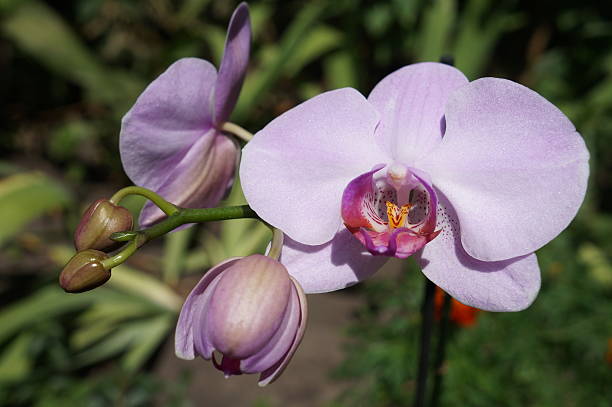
<box><xmin>59</xmin><ymin>249</ymin><xmax>111</xmax><ymax>293</ymax></box>
<box><xmin>74</xmin><ymin>199</ymin><xmax>133</xmax><ymax>252</ymax></box>
<box><xmin>175</xmin><ymin>255</ymin><xmax>307</xmax><ymax>386</ymax></box>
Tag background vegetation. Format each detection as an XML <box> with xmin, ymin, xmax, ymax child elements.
<box><xmin>1</xmin><ymin>0</ymin><xmax>611</xmax><ymax>405</ymax></box>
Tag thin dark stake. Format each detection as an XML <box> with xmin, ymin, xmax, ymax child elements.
<box><xmin>413</xmin><ymin>278</ymin><xmax>436</xmax><ymax>407</ymax></box>
<box><xmin>430</xmin><ymin>291</ymin><xmax>451</xmax><ymax>407</ymax></box>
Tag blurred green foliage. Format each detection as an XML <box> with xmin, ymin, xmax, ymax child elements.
<box><xmin>0</xmin><ymin>0</ymin><xmax>611</xmax><ymax>405</ymax></box>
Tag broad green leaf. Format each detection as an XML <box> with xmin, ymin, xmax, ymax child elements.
<box><xmin>249</xmin><ymin>3</ymin><xmax>273</xmax><ymax>41</ymax></box>
<box><xmin>0</xmin><ymin>172</ymin><xmax>72</xmax><ymax>246</ymax></box>
<box><xmin>75</xmin><ymin>315</ymin><xmax>173</xmax><ymax>369</ymax></box>
<box><xmin>285</xmin><ymin>25</ymin><xmax>342</xmax><ymax>76</ymax></box>
<box><xmin>416</xmin><ymin>0</ymin><xmax>456</xmax><ymax>62</ymax></box>
<box><xmin>299</xmin><ymin>81</ymin><xmax>325</xmax><ymax>100</ymax></box>
<box><xmin>220</xmin><ymin>178</ymin><xmax>255</xmax><ymax>246</ymax></box>
<box><xmin>324</xmin><ymin>51</ymin><xmax>358</xmax><ymax>89</ymax></box>
<box><xmin>109</xmin><ymin>265</ymin><xmax>183</xmax><ymax>312</ymax></box>
<box><xmin>200</xmin><ymin>24</ymin><xmax>226</xmax><ymax>65</ymax></box>
<box><xmin>74</xmin><ymin>321</ymin><xmax>145</xmax><ymax>367</ymax></box>
<box><xmin>578</xmin><ymin>243</ymin><xmax>612</xmax><ymax>287</ymax></box>
<box><xmin>453</xmin><ymin>0</ymin><xmax>523</xmax><ymax>78</ymax></box>
<box><xmin>2</xmin><ymin>1</ymin><xmax>143</xmax><ymax>112</ymax></box>
<box><xmin>0</xmin><ymin>285</ymin><xmax>99</xmax><ymax>344</ymax></box>
<box><xmin>184</xmin><ymin>251</ymin><xmax>211</xmax><ymax>273</ymax></box>
<box><xmin>220</xmin><ymin>179</ymin><xmax>270</xmax><ymax>258</ymax></box>
<box><xmin>78</xmin><ymin>300</ymin><xmax>156</xmax><ymax>327</ymax></box>
<box><xmin>233</xmin><ymin>1</ymin><xmax>328</xmax><ymax>121</ymax></box>
<box><xmin>177</xmin><ymin>0</ymin><xmax>211</xmax><ymax>23</ymax></box>
<box><xmin>201</xmin><ymin>229</ymin><xmax>228</xmax><ymax>266</ymax></box>
<box><xmin>0</xmin><ymin>333</ymin><xmax>33</xmax><ymax>383</ymax></box>
<box><xmin>72</xmin><ymin>302</ymin><xmax>167</xmax><ymax>350</ymax></box>
<box><xmin>122</xmin><ymin>315</ymin><xmax>174</xmax><ymax>371</ymax></box>
<box><xmin>163</xmin><ymin>227</ymin><xmax>194</xmax><ymax>285</ymax></box>
<box><xmin>71</xmin><ymin>320</ymin><xmax>119</xmax><ymax>351</ymax></box>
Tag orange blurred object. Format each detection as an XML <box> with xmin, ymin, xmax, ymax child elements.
<box><xmin>434</xmin><ymin>287</ymin><xmax>481</xmax><ymax>327</ymax></box>
<box><xmin>606</xmin><ymin>338</ymin><xmax>612</xmax><ymax>365</ymax></box>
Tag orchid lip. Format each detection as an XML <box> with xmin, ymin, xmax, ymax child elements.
<box><xmin>341</xmin><ymin>164</ymin><xmax>440</xmax><ymax>259</ymax></box>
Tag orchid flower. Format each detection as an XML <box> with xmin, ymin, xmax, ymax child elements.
<box><xmin>240</xmin><ymin>62</ymin><xmax>589</xmax><ymax>311</ymax></box>
<box><xmin>120</xmin><ymin>3</ymin><xmax>250</xmax><ymax>226</ymax></box>
<box><xmin>175</xmin><ymin>255</ymin><xmax>307</xmax><ymax>386</ymax></box>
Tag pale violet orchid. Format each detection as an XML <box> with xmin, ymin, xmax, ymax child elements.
<box><xmin>120</xmin><ymin>3</ymin><xmax>250</xmax><ymax>226</ymax></box>
<box><xmin>240</xmin><ymin>62</ymin><xmax>589</xmax><ymax>311</ymax></box>
<box><xmin>175</xmin><ymin>255</ymin><xmax>307</xmax><ymax>386</ymax></box>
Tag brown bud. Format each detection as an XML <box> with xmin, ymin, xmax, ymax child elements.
<box><xmin>74</xmin><ymin>199</ymin><xmax>133</xmax><ymax>252</ymax></box>
<box><xmin>59</xmin><ymin>250</ymin><xmax>111</xmax><ymax>293</ymax></box>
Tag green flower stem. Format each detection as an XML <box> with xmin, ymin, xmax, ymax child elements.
<box><xmin>221</xmin><ymin>121</ymin><xmax>254</xmax><ymax>142</ymax></box>
<box><xmin>267</xmin><ymin>227</ymin><xmax>284</xmax><ymax>261</ymax></box>
<box><xmin>109</xmin><ymin>186</ymin><xmax>179</xmax><ymax>216</ymax></box>
<box><xmin>101</xmin><ymin>236</ymin><xmax>142</xmax><ymax>269</ymax></box>
<box><xmin>104</xmin><ymin>205</ymin><xmax>259</xmax><ymax>270</ymax></box>
<box><xmin>143</xmin><ymin>205</ymin><xmax>258</xmax><ymax>241</ymax></box>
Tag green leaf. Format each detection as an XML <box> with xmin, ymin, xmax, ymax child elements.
<box><xmin>184</xmin><ymin>250</ymin><xmax>211</xmax><ymax>273</ymax></box>
<box><xmin>122</xmin><ymin>315</ymin><xmax>174</xmax><ymax>371</ymax></box>
<box><xmin>109</xmin><ymin>265</ymin><xmax>183</xmax><ymax>312</ymax></box>
<box><xmin>162</xmin><ymin>227</ymin><xmax>194</xmax><ymax>285</ymax></box>
<box><xmin>201</xmin><ymin>229</ymin><xmax>228</xmax><ymax>266</ymax></box>
<box><xmin>72</xmin><ymin>300</ymin><xmax>158</xmax><ymax>349</ymax></box>
<box><xmin>324</xmin><ymin>51</ymin><xmax>358</xmax><ymax>89</ymax></box>
<box><xmin>75</xmin><ymin>315</ymin><xmax>173</xmax><ymax>369</ymax></box>
<box><xmin>285</xmin><ymin>25</ymin><xmax>342</xmax><ymax>76</ymax></box>
<box><xmin>219</xmin><ymin>179</ymin><xmax>270</xmax><ymax>259</ymax></box>
<box><xmin>578</xmin><ymin>243</ymin><xmax>612</xmax><ymax>287</ymax></box>
<box><xmin>233</xmin><ymin>1</ymin><xmax>328</xmax><ymax>121</ymax></box>
<box><xmin>0</xmin><ymin>172</ymin><xmax>72</xmax><ymax>246</ymax></box>
<box><xmin>416</xmin><ymin>0</ymin><xmax>456</xmax><ymax>62</ymax></box>
<box><xmin>2</xmin><ymin>1</ymin><xmax>144</xmax><ymax>113</ymax></box>
<box><xmin>249</xmin><ymin>3</ymin><xmax>273</xmax><ymax>41</ymax></box>
<box><xmin>177</xmin><ymin>0</ymin><xmax>211</xmax><ymax>23</ymax></box>
<box><xmin>453</xmin><ymin>0</ymin><xmax>523</xmax><ymax>78</ymax></box>
<box><xmin>0</xmin><ymin>285</ymin><xmax>99</xmax><ymax>344</ymax></box>
<box><xmin>0</xmin><ymin>333</ymin><xmax>33</xmax><ymax>383</ymax></box>
<box><xmin>74</xmin><ymin>322</ymin><xmax>143</xmax><ymax>367</ymax></box>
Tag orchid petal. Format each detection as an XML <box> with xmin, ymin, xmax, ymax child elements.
<box><xmin>418</xmin><ymin>78</ymin><xmax>589</xmax><ymax>261</ymax></box>
<box><xmin>120</xmin><ymin>58</ymin><xmax>217</xmax><ymax>193</ymax></box>
<box><xmin>139</xmin><ymin>130</ymin><xmax>238</xmax><ymax>226</ymax></box>
<box><xmin>240</xmin><ymin>88</ymin><xmax>388</xmax><ymax>245</ymax></box>
<box><xmin>214</xmin><ymin>2</ymin><xmax>251</xmax><ymax>125</ymax></box>
<box><xmin>368</xmin><ymin>62</ymin><xmax>468</xmax><ymax>164</ymax></box>
<box><xmin>240</xmin><ymin>279</ymin><xmax>299</xmax><ymax>374</ymax></box>
<box><xmin>175</xmin><ymin>258</ymin><xmax>240</xmax><ymax>360</ymax></box>
<box><xmin>258</xmin><ymin>277</ymin><xmax>308</xmax><ymax>386</ymax></box>
<box><xmin>206</xmin><ymin>255</ymin><xmax>291</xmax><ymax>360</ymax></box>
<box><xmin>279</xmin><ymin>228</ymin><xmax>388</xmax><ymax>293</ymax></box>
<box><xmin>341</xmin><ymin>165</ymin><xmax>387</xmax><ymax>232</ymax></box>
<box><xmin>419</xmin><ymin>192</ymin><xmax>540</xmax><ymax>311</ymax></box>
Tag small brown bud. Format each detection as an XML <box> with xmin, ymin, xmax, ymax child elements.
<box><xmin>59</xmin><ymin>250</ymin><xmax>111</xmax><ymax>293</ymax></box>
<box><xmin>74</xmin><ymin>199</ymin><xmax>133</xmax><ymax>252</ymax></box>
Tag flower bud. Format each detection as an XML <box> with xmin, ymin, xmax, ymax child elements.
<box><xmin>175</xmin><ymin>254</ymin><xmax>307</xmax><ymax>386</ymax></box>
<box><xmin>74</xmin><ymin>199</ymin><xmax>133</xmax><ymax>252</ymax></box>
<box><xmin>59</xmin><ymin>250</ymin><xmax>111</xmax><ymax>293</ymax></box>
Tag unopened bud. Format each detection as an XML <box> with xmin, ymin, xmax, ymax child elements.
<box><xmin>175</xmin><ymin>255</ymin><xmax>308</xmax><ymax>386</ymax></box>
<box><xmin>59</xmin><ymin>250</ymin><xmax>111</xmax><ymax>293</ymax></box>
<box><xmin>74</xmin><ymin>199</ymin><xmax>133</xmax><ymax>251</ymax></box>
